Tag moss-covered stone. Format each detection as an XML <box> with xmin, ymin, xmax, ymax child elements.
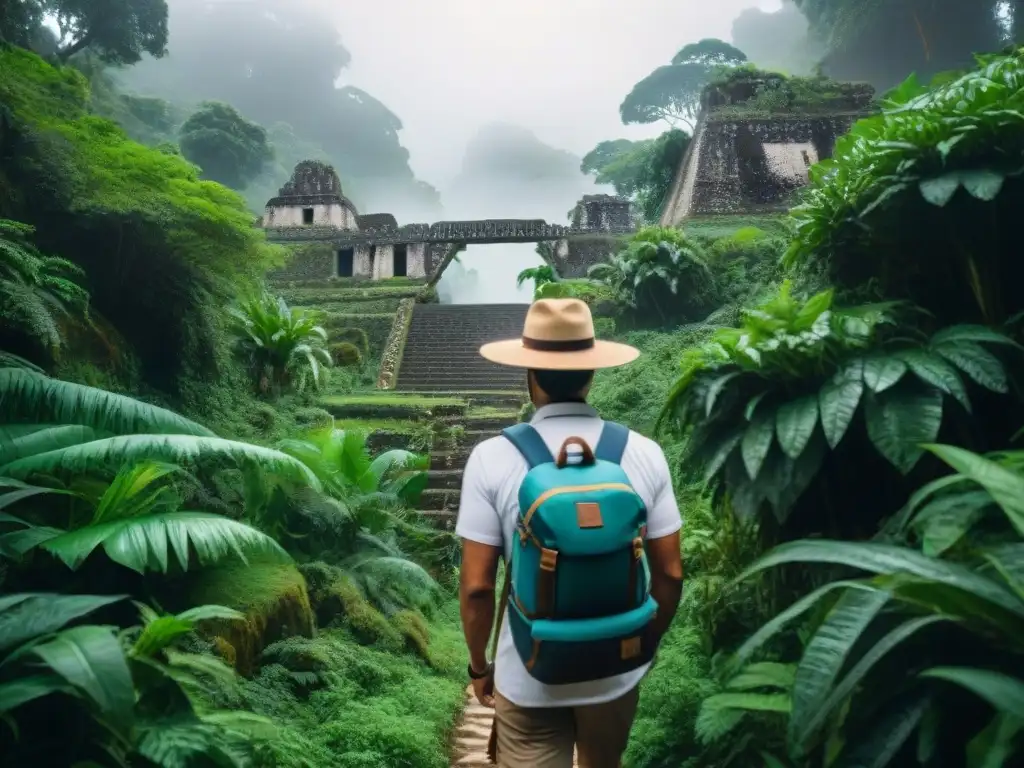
<box><xmin>300</xmin><ymin>562</ymin><xmax>403</xmax><ymax>651</ymax></box>
<box><xmin>188</xmin><ymin>561</ymin><xmax>315</xmax><ymax>676</ymax></box>
<box><xmin>391</xmin><ymin>609</ymin><xmax>430</xmax><ymax>663</ymax></box>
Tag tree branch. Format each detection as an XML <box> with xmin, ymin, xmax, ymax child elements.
<box><xmin>57</xmin><ymin>33</ymin><xmax>94</xmax><ymax>63</ymax></box>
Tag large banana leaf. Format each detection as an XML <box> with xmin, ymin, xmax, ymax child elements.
<box><xmin>0</xmin><ymin>369</ymin><xmax>215</xmax><ymax>437</ymax></box>
<box><xmin>0</xmin><ymin>424</ymin><xmax>102</xmax><ymax>464</ymax></box>
<box><xmin>29</xmin><ymin>511</ymin><xmax>291</xmax><ymax>573</ymax></box>
<box><xmin>32</xmin><ymin>625</ymin><xmax>135</xmax><ymax>732</ymax></box>
<box><xmin>0</xmin><ymin>434</ymin><xmax>321</xmax><ymax>491</ymax></box>
<box><xmin>0</xmin><ymin>592</ymin><xmax>124</xmax><ymax>655</ymax></box>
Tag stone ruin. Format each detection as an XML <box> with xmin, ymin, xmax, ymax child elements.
<box><xmin>261</xmin><ymin>161</ymin><xmax>635</xmax><ymax>282</ymax></box>
<box><xmin>660</xmin><ymin>72</ymin><xmax>876</xmax><ymax>225</ymax></box>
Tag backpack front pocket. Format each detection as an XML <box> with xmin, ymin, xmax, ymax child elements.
<box><xmin>508</xmin><ymin>595</ymin><xmax>658</xmax><ymax>685</ymax></box>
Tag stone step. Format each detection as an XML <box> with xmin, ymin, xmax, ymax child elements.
<box><xmin>427</xmin><ymin>469</ymin><xmax>463</xmax><ymax>489</ymax></box>
<box><xmin>421</xmin><ymin>488</ymin><xmax>460</xmax><ymax>511</ymax></box>
<box><xmin>431</xmin><ymin>451</ymin><xmax>468</xmax><ymax>470</ymax></box>
<box><xmin>398</xmin><ymin>304</ymin><xmax>529</xmax><ymax>392</ymax></box>
<box><xmin>416</xmin><ymin>509</ymin><xmax>456</xmax><ymax>531</ymax></box>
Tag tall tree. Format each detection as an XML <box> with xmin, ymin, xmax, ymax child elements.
<box><xmin>179</xmin><ymin>102</ymin><xmax>273</xmax><ymax>190</ymax></box>
<box><xmin>794</xmin><ymin>0</ymin><xmax>1007</xmax><ymax>88</ymax></box>
<box><xmin>48</xmin><ymin>0</ymin><xmax>168</xmax><ymax>64</ymax></box>
<box><xmin>581</xmin><ymin>130</ymin><xmax>690</xmax><ymax>223</ymax></box>
<box><xmin>620</xmin><ymin>38</ymin><xmax>747</xmax><ymax>129</ymax></box>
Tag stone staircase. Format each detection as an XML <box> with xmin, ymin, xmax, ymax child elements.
<box><xmin>420</xmin><ymin>400</ymin><xmax>522</xmax><ymax>529</ymax></box>
<box><xmin>397</xmin><ymin>304</ymin><xmax>530</xmax><ymax>392</ymax></box>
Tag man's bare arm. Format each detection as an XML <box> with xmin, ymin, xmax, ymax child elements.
<box><xmin>459</xmin><ymin>538</ymin><xmax>501</xmax><ymax>672</ymax></box>
<box><xmin>647</xmin><ymin>531</ymin><xmax>683</xmax><ymax>643</ymax></box>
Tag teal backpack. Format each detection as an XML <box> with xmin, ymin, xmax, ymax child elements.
<box><xmin>497</xmin><ymin>421</ymin><xmax>658</xmax><ymax>685</ymax></box>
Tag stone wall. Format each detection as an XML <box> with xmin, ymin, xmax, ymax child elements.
<box><xmin>268</xmin><ymin>244</ymin><xmax>335</xmax><ymax>282</ymax></box>
<box><xmin>264</xmin><ymin>202</ymin><xmax>358</xmax><ymax>229</ymax></box>
<box><xmin>662</xmin><ymin>114</ymin><xmax>864</xmax><ymax>224</ymax></box>
<box><xmin>550</xmin><ymin>235</ymin><xmax>628</xmax><ymax>278</ymax></box>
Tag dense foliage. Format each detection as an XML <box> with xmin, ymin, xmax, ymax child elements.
<box><xmin>179</xmin><ymin>101</ymin><xmax>274</xmax><ymax>190</ymax></box>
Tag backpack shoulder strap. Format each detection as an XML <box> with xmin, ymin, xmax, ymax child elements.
<box><xmin>595</xmin><ymin>421</ymin><xmax>630</xmax><ymax>464</ymax></box>
<box><xmin>502</xmin><ymin>423</ymin><xmax>554</xmax><ymax>468</ymax></box>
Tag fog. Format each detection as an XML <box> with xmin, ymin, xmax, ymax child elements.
<box><xmin>116</xmin><ymin>0</ymin><xmax>785</xmax><ymax>303</ymax></box>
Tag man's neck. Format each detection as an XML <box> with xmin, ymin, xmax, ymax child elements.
<box><xmin>531</xmin><ymin>397</ymin><xmax>588</xmax><ymax>409</ymax></box>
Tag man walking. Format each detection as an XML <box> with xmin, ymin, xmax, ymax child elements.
<box><xmin>456</xmin><ymin>298</ymin><xmax>684</xmax><ymax>768</ymax></box>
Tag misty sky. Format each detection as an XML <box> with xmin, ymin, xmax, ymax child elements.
<box><xmin>332</xmin><ymin>0</ymin><xmax>782</xmax><ymax>188</ymax></box>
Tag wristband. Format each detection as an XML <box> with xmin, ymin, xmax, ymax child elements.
<box><xmin>468</xmin><ymin>662</ymin><xmax>493</xmax><ymax>680</ymax></box>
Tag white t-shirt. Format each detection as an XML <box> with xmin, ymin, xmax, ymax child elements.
<box><xmin>455</xmin><ymin>401</ymin><xmax>683</xmax><ymax>708</ymax></box>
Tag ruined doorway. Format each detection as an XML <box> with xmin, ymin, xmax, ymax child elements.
<box><xmin>337</xmin><ymin>247</ymin><xmax>354</xmax><ymax>277</ymax></box>
<box><xmin>393</xmin><ymin>244</ymin><xmax>408</xmax><ymax>277</ymax></box>
<box><xmin>302</xmin><ymin>207</ymin><xmax>314</xmax><ymax>224</ymax></box>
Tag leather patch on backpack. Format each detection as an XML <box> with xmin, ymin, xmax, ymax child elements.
<box><xmin>621</xmin><ymin>636</ymin><xmax>641</xmax><ymax>660</ymax></box>
<box><xmin>576</xmin><ymin>502</ymin><xmax>603</xmax><ymax>529</ymax></box>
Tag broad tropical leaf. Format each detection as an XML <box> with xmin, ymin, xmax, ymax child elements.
<box><xmin>923</xmin><ymin>444</ymin><xmax>1024</xmax><ymax>538</ymax></box>
<box><xmin>775</xmin><ymin>396</ymin><xmax>818</xmax><ymax>459</ymax></box>
<box><xmin>921</xmin><ymin>668</ymin><xmax>1024</xmax><ymax>720</ymax></box>
<box><xmin>0</xmin><ymin>434</ymin><xmax>321</xmax><ymax>490</ymax></box>
<box><xmin>0</xmin><ymin>593</ymin><xmax>124</xmax><ymax>655</ymax></box>
<box><xmin>0</xmin><ymin>369</ymin><xmax>215</xmax><ymax>437</ymax></box>
<box><xmin>864</xmin><ymin>387</ymin><xmax>943</xmax><ymax>474</ymax></box>
<box><xmin>36</xmin><ymin>511</ymin><xmax>291</xmax><ymax>573</ymax></box>
<box><xmin>819</xmin><ymin>362</ymin><xmax>864</xmax><ymax>448</ymax></box>
<box><xmin>32</xmin><ymin>625</ymin><xmax>135</xmax><ymax>731</ymax></box>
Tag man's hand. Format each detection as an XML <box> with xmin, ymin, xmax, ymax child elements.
<box><xmin>471</xmin><ymin>665</ymin><xmax>495</xmax><ymax>707</ymax></box>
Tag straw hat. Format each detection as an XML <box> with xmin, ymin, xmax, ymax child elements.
<box><xmin>479</xmin><ymin>299</ymin><xmax>640</xmax><ymax>370</ymax></box>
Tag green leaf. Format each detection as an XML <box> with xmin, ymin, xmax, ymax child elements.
<box><xmin>741</xmin><ymin>410</ymin><xmax>775</xmax><ymax>480</ymax></box>
<box><xmin>788</xmin><ymin>589</ymin><xmax>890</xmax><ymax>756</ymax></box>
<box><xmin>865</xmin><ymin>387</ymin><xmax>943</xmax><ymax>474</ymax></box>
<box><xmin>745</xmin><ymin>392</ymin><xmax>768</xmax><ymax>421</ymax></box>
<box><xmin>898</xmin><ymin>349</ymin><xmax>970</xmax><ymax>410</ymax></box>
<box><xmin>730</xmin><ymin>581</ymin><xmax>883</xmax><ymax>671</ymax></box>
<box><xmin>862</xmin><ymin>355</ymin><xmax>907</xmax><ymax>393</ymax></box>
<box><xmin>701</xmin><ymin>429</ymin><xmax>742</xmax><ymax>484</ymax></box>
<box><xmin>819</xmin><ymin>362</ymin><xmax>864</xmax><ymax>449</ymax></box>
<box><xmin>738</xmin><ymin>540</ymin><xmax>1024</xmax><ymax>624</ymax></box>
<box><xmin>966</xmin><ymin>713</ymin><xmax>1024</xmax><ymax>768</ymax></box>
<box><xmin>705</xmin><ymin>371</ymin><xmax>741</xmax><ymax>418</ymax></box>
<box><xmin>921</xmin><ymin>668</ymin><xmax>1024</xmax><ymax>718</ymax></box>
<box><xmin>0</xmin><ymin>593</ymin><xmax>124</xmax><ymax>655</ymax></box>
<box><xmin>727</xmin><ymin>662</ymin><xmax>796</xmax><ymax>691</ymax></box>
<box><xmin>934</xmin><ymin>341</ymin><xmax>1008</xmax><ymax>393</ymax></box>
<box><xmin>32</xmin><ymin>625</ymin><xmax>135</xmax><ymax>731</ymax></box>
<box><xmin>960</xmin><ymin>169</ymin><xmax>1006</xmax><ymax>201</ymax></box>
<box><xmin>924</xmin><ymin>444</ymin><xmax>1024</xmax><ymax>539</ymax></box>
<box><xmin>0</xmin><ymin>674</ymin><xmax>73</xmax><ymax>714</ymax></box>
<box><xmin>919</xmin><ymin>173</ymin><xmax>961</xmax><ymax>206</ymax></box>
<box><xmin>40</xmin><ymin>511</ymin><xmax>291</xmax><ymax>574</ymax></box>
<box><xmin>931</xmin><ymin>325</ymin><xmax>1021</xmax><ymax>349</ymax></box>
<box><xmin>775</xmin><ymin>396</ymin><xmax>819</xmax><ymax>459</ymax></box>
<box><xmin>914</xmin><ymin>490</ymin><xmax>992</xmax><ymax>556</ymax></box>
<box><xmin>833</xmin><ymin>694</ymin><xmax>930</xmax><ymax>768</ymax></box>
<box><xmin>794</xmin><ymin>615</ymin><xmax>944</xmax><ymax>758</ymax></box>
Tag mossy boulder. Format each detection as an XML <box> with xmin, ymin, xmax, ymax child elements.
<box><xmin>301</xmin><ymin>562</ymin><xmax>402</xmax><ymax>650</ymax></box>
<box><xmin>188</xmin><ymin>561</ymin><xmax>315</xmax><ymax>676</ymax></box>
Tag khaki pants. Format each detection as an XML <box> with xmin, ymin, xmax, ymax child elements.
<box><xmin>492</xmin><ymin>687</ymin><xmax>640</xmax><ymax>768</ymax></box>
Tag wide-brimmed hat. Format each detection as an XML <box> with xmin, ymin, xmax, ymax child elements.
<box><xmin>479</xmin><ymin>298</ymin><xmax>640</xmax><ymax>370</ymax></box>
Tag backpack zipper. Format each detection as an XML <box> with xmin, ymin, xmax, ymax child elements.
<box><xmin>522</xmin><ymin>482</ymin><xmax>638</xmax><ymax>529</ymax></box>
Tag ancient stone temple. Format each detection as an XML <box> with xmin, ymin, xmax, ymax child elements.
<box><xmin>660</xmin><ymin>73</ymin><xmax>876</xmax><ymax>225</ymax></box>
<box><xmin>261</xmin><ymin>161</ymin><xmax>636</xmax><ymax>282</ymax></box>
<box><xmin>262</xmin><ymin>161</ymin><xmax>429</xmax><ymax>280</ymax></box>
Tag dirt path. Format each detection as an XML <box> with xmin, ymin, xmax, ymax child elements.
<box><xmin>451</xmin><ymin>685</ymin><xmax>578</xmax><ymax>767</ymax></box>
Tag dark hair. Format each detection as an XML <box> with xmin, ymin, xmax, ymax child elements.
<box><xmin>529</xmin><ymin>369</ymin><xmax>595</xmax><ymax>402</ymax></box>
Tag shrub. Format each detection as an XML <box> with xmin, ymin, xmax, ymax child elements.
<box><xmin>334</xmin><ymin>327</ymin><xmax>370</xmax><ymax>358</ymax></box>
<box><xmin>330</xmin><ymin>340</ymin><xmax>363</xmax><ymax>367</ymax></box>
